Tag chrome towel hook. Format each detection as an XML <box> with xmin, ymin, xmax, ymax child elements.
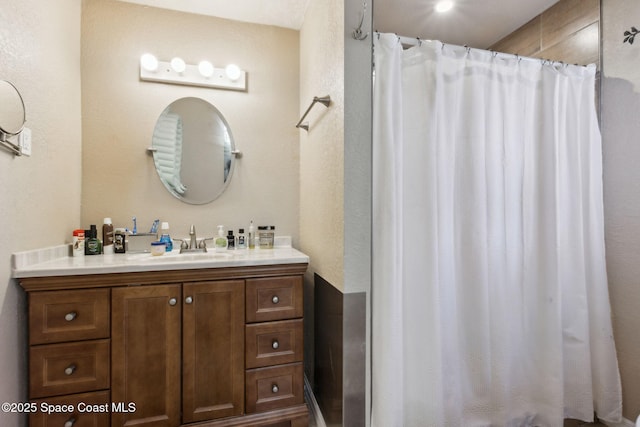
<box><xmin>352</xmin><ymin>0</ymin><xmax>369</xmax><ymax>41</ymax></box>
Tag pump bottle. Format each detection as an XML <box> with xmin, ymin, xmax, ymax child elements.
<box><xmin>215</xmin><ymin>225</ymin><xmax>228</xmax><ymax>251</ymax></box>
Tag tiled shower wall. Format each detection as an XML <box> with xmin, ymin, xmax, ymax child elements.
<box><xmin>309</xmin><ymin>274</ymin><xmax>366</xmax><ymax>427</ymax></box>
<box><xmin>489</xmin><ymin>0</ymin><xmax>600</xmax><ymax>68</ymax></box>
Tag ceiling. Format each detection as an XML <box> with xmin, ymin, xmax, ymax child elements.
<box><xmin>118</xmin><ymin>0</ymin><xmax>560</xmax><ymax>49</ymax></box>
<box><xmin>374</xmin><ymin>0</ymin><xmax>560</xmax><ymax>48</ymax></box>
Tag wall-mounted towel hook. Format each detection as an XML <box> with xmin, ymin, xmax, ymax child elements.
<box><xmin>352</xmin><ymin>0</ymin><xmax>369</xmax><ymax>41</ymax></box>
<box><xmin>296</xmin><ymin>95</ymin><xmax>331</xmax><ymax>131</ymax></box>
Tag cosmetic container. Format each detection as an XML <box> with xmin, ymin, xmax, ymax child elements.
<box><xmin>150</xmin><ymin>241</ymin><xmax>166</xmax><ymax>256</ymax></box>
<box><xmin>258</xmin><ymin>226</ymin><xmax>275</xmax><ymax>249</ymax></box>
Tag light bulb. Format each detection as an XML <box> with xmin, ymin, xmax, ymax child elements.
<box><xmin>171</xmin><ymin>57</ymin><xmax>186</xmax><ymax>73</ymax></box>
<box><xmin>435</xmin><ymin>0</ymin><xmax>454</xmax><ymax>13</ymax></box>
<box><xmin>198</xmin><ymin>60</ymin><xmax>214</xmax><ymax>78</ymax></box>
<box><xmin>225</xmin><ymin>64</ymin><xmax>241</xmax><ymax>81</ymax></box>
<box><xmin>140</xmin><ymin>53</ymin><xmax>158</xmax><ymax>72</ymax></box>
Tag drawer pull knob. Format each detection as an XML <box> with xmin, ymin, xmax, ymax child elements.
<box><xmin>64</xmin><ymin>364</ymin><xmax>76</xmax><ymax>376</ymax></box>
<box><xmin>185</xmin><ymin>296</ymin><xmax>193</xmax><ymax>304</ymax></box>
<box><xmin>272</xmin><ymin>384</ymin><xmax>279</xmax><ymax>393</ymax></box>
<box><xmin>169</xmin><ymin>298</ymin><xmax>177</xmax><ymax>306</ymax></box>
<box><xmin>64</xmin><ymin>417</ymin><xmax>76</xmax><ymax>427</ymax></box>
<box><xmin>64</xmin><ymin>312</ymin><xmax>77</xmax><ymax>322</ymax></box>
<box><xmin>272</xmin><ymin>340</ymin><xmax>279</xmax><ymax>350</ymax></box>
<box><xmin>272</xmin><ymin>295</ymin><xmax>279</xmax><ymax>304</ymax></box>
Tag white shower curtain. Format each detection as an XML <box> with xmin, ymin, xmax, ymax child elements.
<box><xmin>372</xmin><ymin>33</ymin><xmax>622</xmax><ymax>427</ymax></box>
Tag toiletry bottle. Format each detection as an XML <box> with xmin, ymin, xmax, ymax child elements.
<box><xmin>102</xmin><ymin>218</ymin><xmax>114</xmax><ymax>254</ymax></box>
<box><xmin>237</xmin><ymin>228</ymin><xmax>246</xmax><ymax>249</ymax></box>
<box><xmin>159</xmin><ymin>222</ymin><xmax>173</xmax><ymax>252</ymax></box>
<box><xmin>114</xmin><ymin>228</ymin><xmax>126</xmax><ymax>253</ymax></box>
<box><xmin>215</xmin><ymin>225</ymin><xmax>228</xmax><ymax>251</ymax></box>
<box><xmin>248</xmin><ymin>221</ymin><xmax>255</xmax><ymax>249</ymax></box>
<box><xmin>227</xmin><ymin>230</ymin><xmax>236</xmax><ymax>250</ymax></box>
<box><xmin>85</xmin><ymin>225</ymin><xmax>102</xmax><ymax>255</ymax></box>
<box><xmin>72</xmin><ymin>229</ymin><xmax>85</xmax><ymax>257</ymax></box>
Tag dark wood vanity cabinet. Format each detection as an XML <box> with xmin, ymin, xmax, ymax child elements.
<box><xmin>21</xmin><ymin>264</ymin><xmax>309</xmax><ymax>427</ymax></box>
<box><xmin>111</xmin><ymin>284</ymin><xmax>182</xmax><ymax>427</ymax></box>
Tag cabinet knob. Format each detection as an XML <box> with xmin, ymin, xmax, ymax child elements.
<box><xmin>271</xmin><ymin>340</ymin><xmax>279</xmax><ymax>350</ymax></box>
<box><xmin>272</xmin><ymin>295</ymin><xmax>279</xmax><ymax>304</ymax></box>
<box><xmin>64</xmin><ymin>417</ymin><xmax>76</xmax><ymax>427</ymax></box>
<box><xmin>169</xmin><ymin>298</ymin><xmax>177</xmax><ymax>306</ymax></box>
<box><xmin>271</xmin><ymin>384</ymin><xmax>279</xmax><ymax>393</ymax></box>
<box><xmin>185</xmin><ymin>296</ymin><xmax>193</xmax><ymax>304</ymax></box>
<box><xmin>64</xmin><ymin>364</ymin><xmax>76</xmax><ymax>376</ymax></box>
<box><xmin>64</xmin><ymin>312</ymin><xmax>77</xmax><ymax>322</ymax></box>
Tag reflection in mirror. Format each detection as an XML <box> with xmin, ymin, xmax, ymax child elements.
<box><xmin>151</xmin><ymin>97</ymin><xmax>236</xmax><ymax>205</ymax></box>
<box><xmin>0</xmin><ymin>80</ymin><xmax>26</xmax><ymax>155</ymax></box>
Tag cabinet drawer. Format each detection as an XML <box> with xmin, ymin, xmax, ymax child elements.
<box><xmin>30</xmin><ymin>390</ymin><xmax>110</xmax><ymax>427</ymax></box>
<box><xmin>30</xmin><ymin>340</ymin><xmax>110</xmax><ymax>398</ymax></box>
<box><xmin>29</xmin><ymin>289</ymin><xmax>110</xmax><ymax>345</ymax></box>
<box><xmin>246</xmin><ymin>363</ymin><xmax>303</xmax><ymax>414</ymax></box>
<box><xmin>246</xmin><ymin>276</ymin><xmax>303</xmax><ymax>323</ymax></box>
<box><xmin>246</xmin><ymin>319</ymin><xmax>303</xmax><ymax>369</ymax></box>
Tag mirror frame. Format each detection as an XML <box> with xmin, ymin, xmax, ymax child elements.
<box><xmin>151</xmin><ymin>97</ymin><xmax>237</xmax><ymax>205</ymax></box>
<box><xmin>0</xmin><ymin>80</ymin><xmax>26</xmax><ymax>156</ymax></box>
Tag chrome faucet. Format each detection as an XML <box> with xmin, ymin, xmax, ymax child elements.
<box><xmin>179</xmin><ymin>225</ymin><xmax>210</xmax><ymax>253</ymax></box>
<box><xmin>189</xmin><ymin>225</ymin><xmax>198</xmax><ymax>249</ymax></box>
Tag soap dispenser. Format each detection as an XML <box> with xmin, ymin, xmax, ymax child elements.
<box><xmin>215</xmin><ymin>225</ymin><xmax>228</xmax><ymax>251</ymax></box>
<box><xmin>159</xmin><ymin>222</ymin><xmax>173</xmax><ymax>252</ymax></box>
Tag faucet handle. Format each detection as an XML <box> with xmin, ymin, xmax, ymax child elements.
<box><xmin>198</xmin><ymin>237</ymin><xmax>213</xmax><ymax>251</ymax></box>
<box><xmin>173</xmin><ymin>239</ymin><xmax>189</xmax><ymax>253</ymax></box>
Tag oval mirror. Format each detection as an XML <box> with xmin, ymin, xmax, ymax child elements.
<box><xmin>0</xmin><ymin>80</ymin><xmax>26</xmax><ymax>140</ymax></box>
<box><xmin>151</xmin><ymin>97</ymin><xmax>236</xmax><ymax>204</ymax></box>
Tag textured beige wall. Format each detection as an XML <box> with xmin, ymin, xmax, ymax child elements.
<box><xmin>0</xmin><ymin>1</ymin><xmax>82</xmax><ymax>425</ymax></box>
<box><xmin>299</xmin><ymin>0</ymin><xmax>345</xmax><ymax>291</ymax></box>
<box><xmin>601</xmin><ymin>0</ymin><xmax>640</xmax><ymax>421</ymax></box>
<box><xmin>81</xmin><ymin>0</ymin><xmax>300</xmax><ymax>242</ymax></box>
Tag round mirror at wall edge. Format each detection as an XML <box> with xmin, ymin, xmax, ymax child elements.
<box><xmin>0</xmin><ymin>80</ymin><xmax>26</xmax><ymax>140</ymax></box>
<box><xmin>150</xmin><ymin>96</ymin><xmax>237</xmax><ymax>205</ymax></box>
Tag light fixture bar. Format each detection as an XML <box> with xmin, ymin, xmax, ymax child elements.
<box><xmin>140</xmin><ymin>60</ymin><xmax>247</xmax><ymax>91</ymax></box>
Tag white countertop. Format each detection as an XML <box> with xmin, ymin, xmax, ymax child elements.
<box><xmin>12</xmin><ymin>245</ymin><xmax>309</xmax><ymax>279</ymax></box>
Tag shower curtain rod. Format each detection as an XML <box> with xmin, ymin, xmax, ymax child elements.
<box><xmin>372</xmin><ymin>31</ymin><xmax>590</xmax><ymax>69</ymax></box>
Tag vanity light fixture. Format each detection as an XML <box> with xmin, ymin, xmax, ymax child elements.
<box><xmin>170</xmin><ymin>57</ymin><xmax>186</xmax><ymax>74</ymax></box>
<box><xmin>225</xmin><ymin>64</ymin><xmax>241</xmax><ymax>81</ymax></box>
<box><xmin>139</xmin><ymin>54</ymin><xmax>247</xmax><ymax>91</ymax></box>
<box><xmin>140</xmin><ymin>53</ymin><xmax>159</xmax><ymax>72</ymax></box>
<box><xmin>198</xmin><ymin>60</ymin><xmax>215</xmax><ymax>78</ymax></box>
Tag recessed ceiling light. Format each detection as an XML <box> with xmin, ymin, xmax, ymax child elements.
<box><xmin>435</xmin><ymin>0</ymin><xmax>454</xmax><ymax>13</ymax></box>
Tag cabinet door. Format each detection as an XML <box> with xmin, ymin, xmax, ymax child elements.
<box><xmin>182</xmin><ymin>280</ymin><xmax>245</xmax><ymax>423</ymax></box>
<box><xmin>111</xmin><ymin>285</ymin><xmax>181</xmax><ymax>427</ymax></box>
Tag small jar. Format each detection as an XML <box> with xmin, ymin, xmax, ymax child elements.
<box><xmin>151</xmin><ymin>241</ymin><xmax>166</xmax><ymax>256</ymax></box>
<box><xmin>257</xmin><ymin>226</ymin><xmax>275</xmax><ymax>249</ymax></box>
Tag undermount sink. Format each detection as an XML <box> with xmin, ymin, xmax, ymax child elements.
<box><xmin>126</xmin><ymin>250</ymin><xmax>233</xmax><ymax>262</ymax></box>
